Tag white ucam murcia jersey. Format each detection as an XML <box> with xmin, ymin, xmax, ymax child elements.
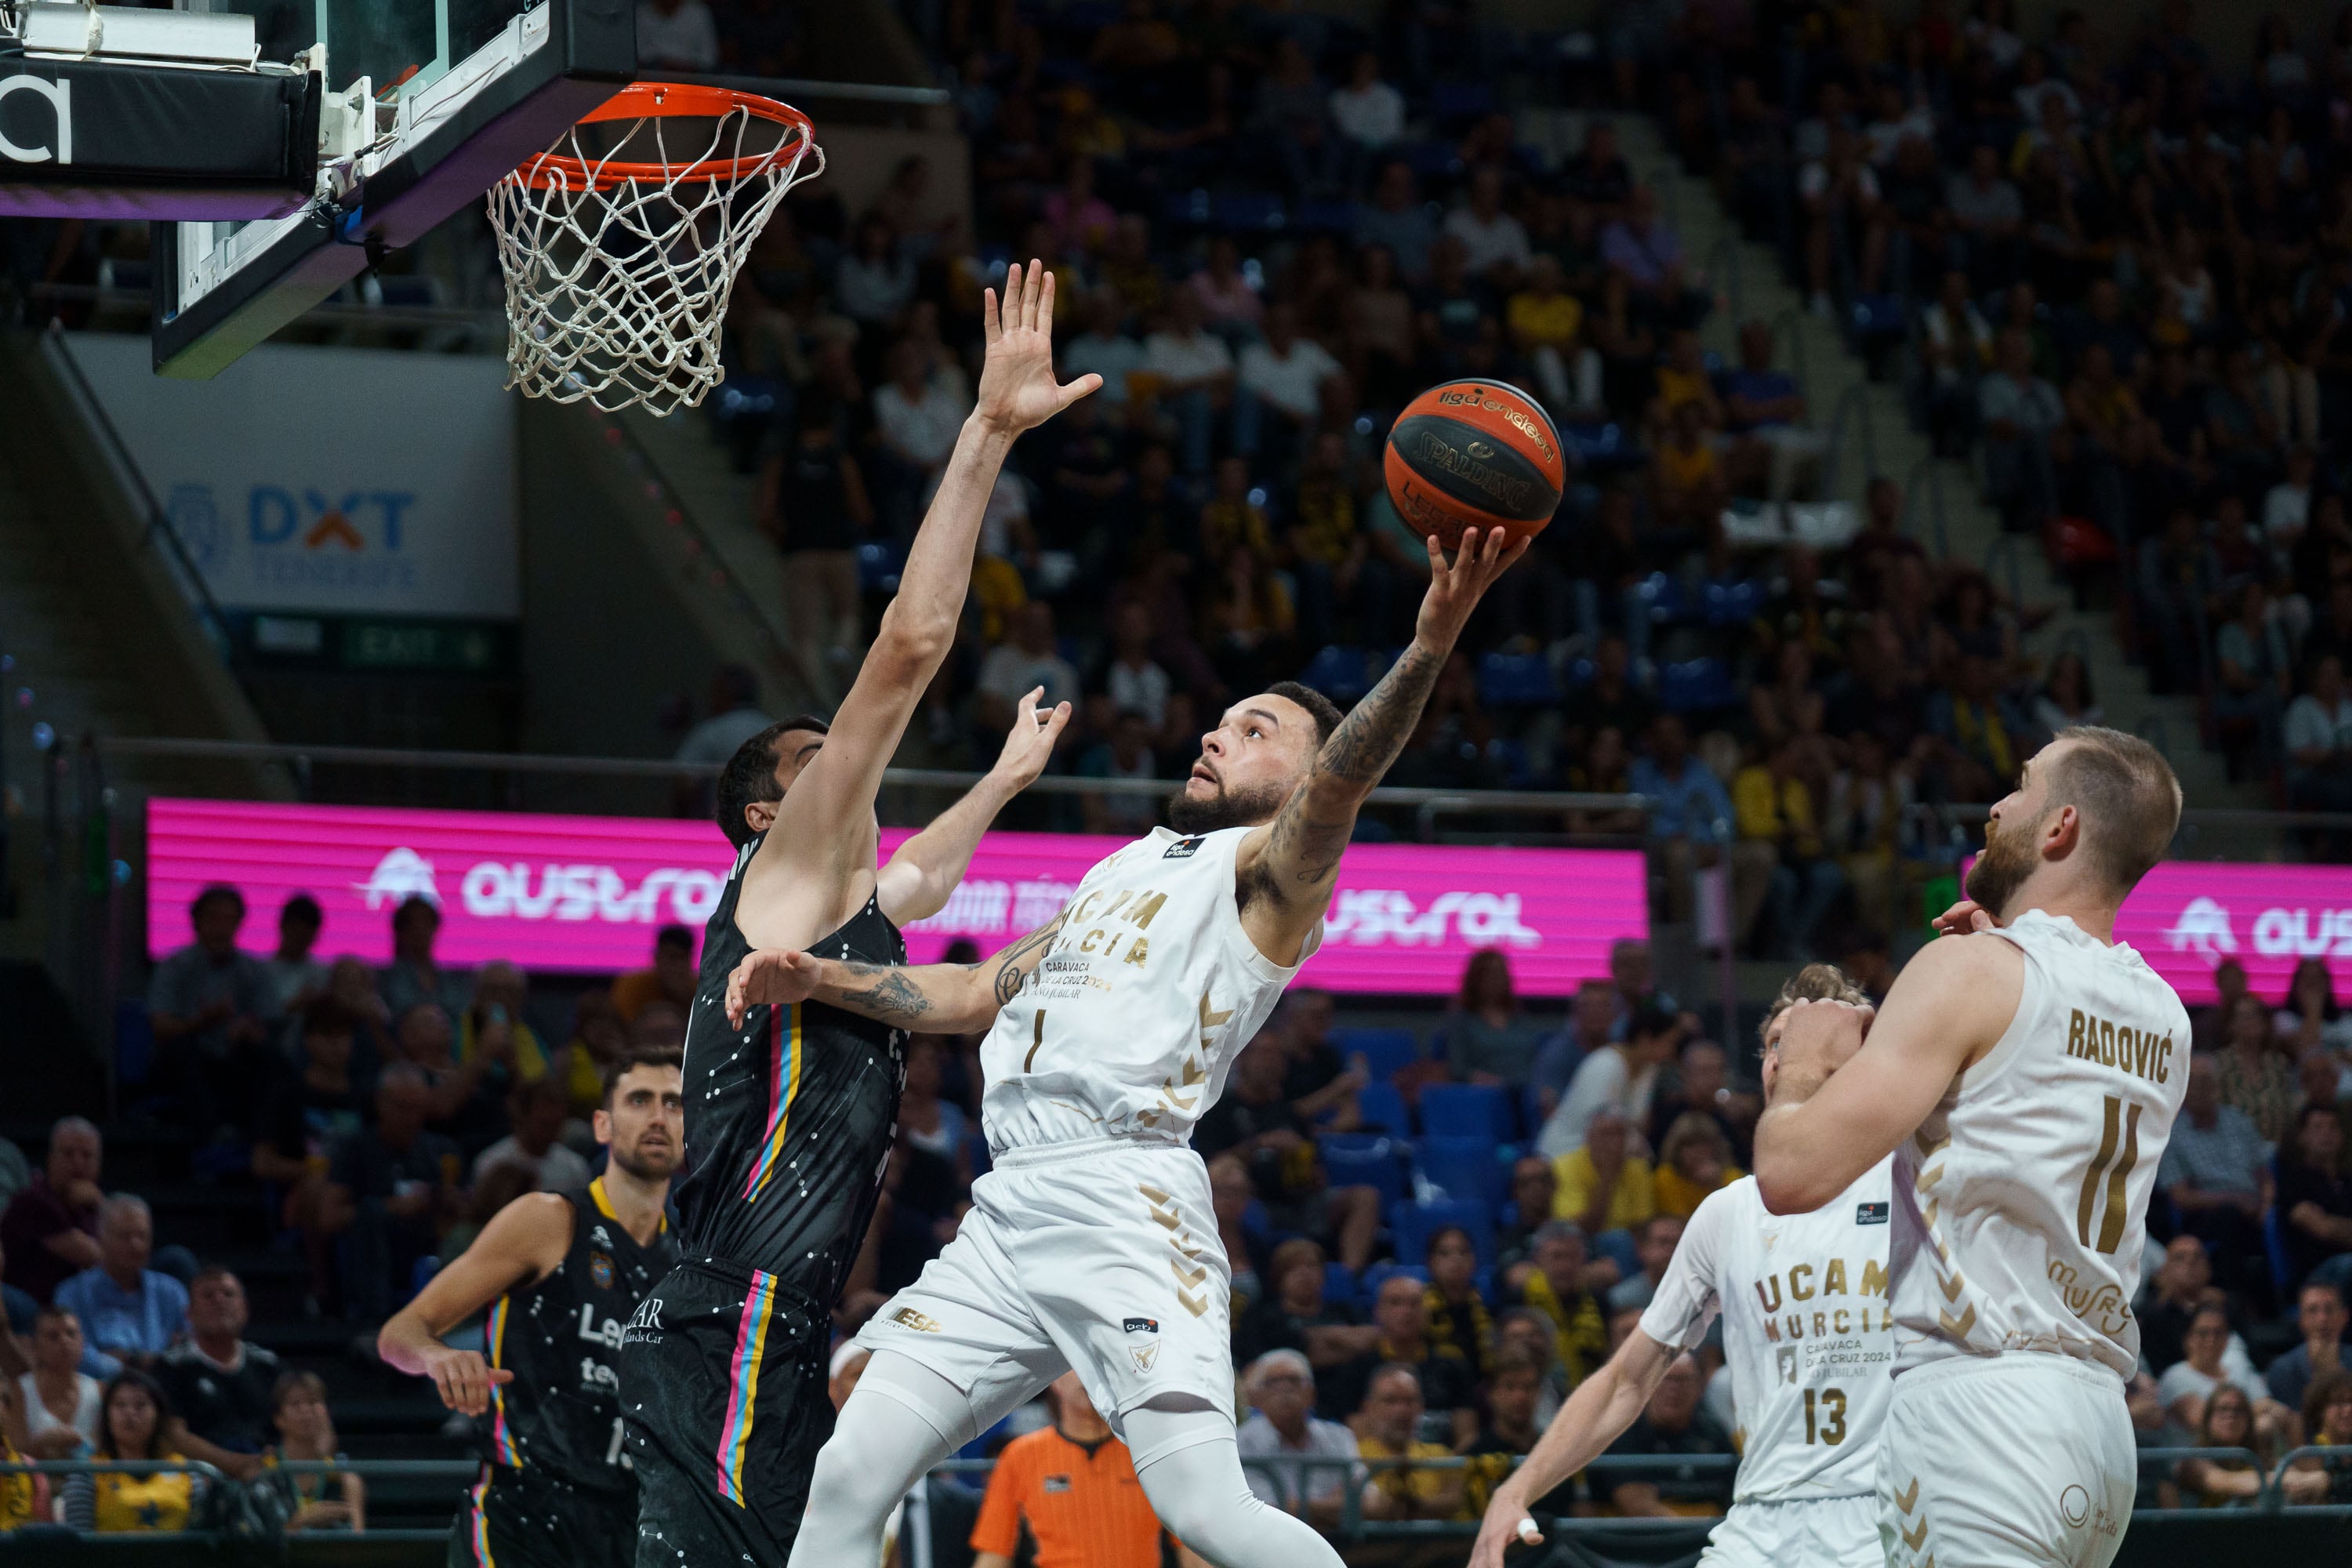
<box><xmin>979</xmin><ymin>825</ymin><xmax>1321</xmax><ymax>1154</ymax></box>
<box><xmin>1891</xmin><ymin>909</ymin><xmax>2190</xmax><ymax>1381</ymax></box>
<box><xmin>1638</xmin><ymin>1162</ymin><xmax>1896</xmax><ymax>1503</ymax></box>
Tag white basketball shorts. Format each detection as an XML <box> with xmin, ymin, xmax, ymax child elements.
<box><xmin>1696</xmin><ymin>1494</ymin><xmax>1879</xmax><ymax>1568</ymax></box>
<box><xmin>1878</xmin><ymin>1353</ymin><xmax>2136</xmax><ymax>1568</ymax></box>
<box><xmin>854</xmin><ymin>1135</ymin><xmax>1235</xmax><ymax>1439</ymax></box>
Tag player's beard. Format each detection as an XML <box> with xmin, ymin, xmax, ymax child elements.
<box><xmin>610</xmin><ymin>1138</ymin><xmax>678</xmax><ymax>1182</ymax></box>
<box><xmin>1167</xmin><ymin>776</ymin><xmax>1292</xmax><ymax>834</ymax></box>
<box><xmin>1964</xmin><ymin>804</ymin><xmax>2046</xmax><ymax>919</ymax></box>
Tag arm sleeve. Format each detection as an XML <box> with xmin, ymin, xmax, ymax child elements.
<box><xmin>968</xmin><ymin>1444</ymin><xmax>1025</xmax><ymax>1557</ymax></box>
<box><xmin>1637</xmin><ymin>1189</ymin><xmax>1728</xmax><ymax>1349</ymax></box>
<box><xmin>61</xmin><ymin>1474</ymin><xmax>94</xmax><ymax>1531</ymax></box>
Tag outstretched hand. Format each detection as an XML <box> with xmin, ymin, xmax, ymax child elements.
<box><xmin>975</xmin><ymin>259</ymin><xmax>1101</xmax><ymax>437</ymax></box>
<box><xmin>1414</xmin><ymin>527</ymin><xmax>1530</xmax><ymax>653</ymax></box>
<box><xmin>990</xmin><ymin>685</ymin><xmax>1073</xmax><ymax>788</ymax></box>
<box><xmin>724</xmin><ymin>948</ymin><xmax>824</xmax><ymax>1028</ymax></box>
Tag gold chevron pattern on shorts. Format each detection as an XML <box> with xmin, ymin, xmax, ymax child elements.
<box><xmin>1901</xmin><ymin>1517</ymin><xmax>1929</xmax><ymax>1552</ymax></box>
<box><xmin>1893</xmin><ymin>1476</ymin><xmax>1919</xmax><ymax>1514</ymax></box>
<box><xmin>1939</xmin><ymin>1304</ymin><xmax>1977</xmax><ymax>1339</ymax></box>
<box><xmin>1140</xmin><ymin>1182</ymin><xmax>1211</xmax><ymax>1317</ymax></box>
<box><xmin>1938</xmin><ymin>1270</ymin><xmax>1967</xmax><ymax>1302</ymax></box>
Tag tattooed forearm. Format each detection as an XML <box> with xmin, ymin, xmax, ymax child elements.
<box><xmin>830</xmin><ymin>964</ymin><xmax>936</xmax><ymax>1025</ymax></box>
<box><xmin>1318</xmin><ymin>643</ymin><xmax>1445</xmax><ymax>789</ymax></box>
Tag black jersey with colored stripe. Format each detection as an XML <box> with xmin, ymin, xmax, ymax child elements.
<box><xmin>478</xmin><ymin>1179</ymin><xmax>677</xmax><ymax>1493</ymax></box>
<box><xmin>673</xmin><ymin>833</ymin><xmax>908</xmax><ymax>1294</ymax></box>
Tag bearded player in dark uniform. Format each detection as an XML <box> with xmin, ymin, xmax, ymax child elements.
<box><xmin>619</xmin><ymin>258</ymin><xmax>1098</xmax><ymax>1568</ymax></box>
<box><xmin>377</xmin><ymin>1046</ymin><xmax>685</xmax><ymax>1568</ymax></box>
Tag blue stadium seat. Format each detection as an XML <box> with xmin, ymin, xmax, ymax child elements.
<box><xmin>1430</xmin><ymin>81</ymin><xmax>1496</xmax><ymax>124</ymax></box>
<box><xmin>1519</xmin><ymin>1080</ymin><xmax>1552</xmax><ymax>1142</ymax></box>
<box><xmin>1356</xmin><ymin>1080</ymin><xmax>1410</xmax><ymax>1136</ymax></box>
<box><xmin>1392</xmin><ymin>1199</ymin><xmax>1495</xmax><ymax>1269</ymax></box>
<box><xmin>1323</xmin><ymin>1261</ymin><xmax>1358</xmax><ymax>1305</ymax></box>
<box><xmin>1214</xmin><ymin>193</ymin><xmax>1287</xmax><ymax>232</ymax></box>
<box><xmin>967</xmin><ymin>1128</ymin><xmax>992</xmax><ymax>1181</ymax></box>
<box><xmin>1660</xmin><ymin>657</ymin><xmax>1739</xmax><ymax>714</ymax></box>
<box><xmin>1405</xmin><ymin>141</ymin><xmax>1463</xmax><ymax>180</ymax></box>
<box><xmin>1163</xmin><ymin>189</ymin><xmax>1214</xmax><ymax>227</ymax></box>
<box><xmin>1294</xmin><ymin>200</ymin><xmax>1359</xmax><ymax>234</ymax></box>
<box><xmin>1846</xmin><ymin>294</ymin><xmax>1909</xmax><ymax>339</ymax></box>
<box><xmin>858</xmin><ymin>539</ymin><xmax>908</xmax><ymax>593</ymax></box>
<box><xmin>1635</xmin><ymin>571</ymin><xmax>1689</xmax><ymax>625</ymax></box>
<box><xmin>1417</xmin><ymin>1134</ymin><xmax>1508</xmax><ymax>1210</ymax></box>
<box><xmin>1479</xmin><ymin>650</ymin><xmax>1559</xmax><ymax>708</ymax></box>
<box><xmin>1700</xmin><ymin>579</ymin><xmax>1768</xmax><ymax>626</ymax></box>
<box><xmin>1560</xmin><ymin>420</ymin><xmax>1640</xmax><ymax>469</ymax></box>
<box><xmin>1358</xmin><ymin>1261</ymin><xmax>1430</xmax><ymax>1305</ymax></box>
<box><xmin>1323</xmin><ymin>1134</ymin><xmax>1406</xmax><ymax>1207</ymax></box>
<box><xmin>1298</xmin><ymin>644</ymin><xmax>1395</xmax><ymax>703</ymax></box>
<box><xmin>1419</xmin><ymin>1083</ymin><xmax>1514</xmax><ymax>1142</ymax></box>
<box><xmin>1330</xmin><ymin>1027</ymin><xmax>1420</xmax><ymax>1081</ymax></box>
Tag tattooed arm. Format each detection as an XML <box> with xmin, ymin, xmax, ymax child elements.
<box><xmin>723</xmin><ymin>910</ymin><xmax>1069</xmax><ymax>1033</ymax></box>
<box><xmin>1235</xmin><ymin>527</ymin><xmax>1527</xmax><ymax>964</ymax></box>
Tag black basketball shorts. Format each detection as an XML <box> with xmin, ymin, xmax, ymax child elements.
<box><xmin>447</xmin><ymin>1461</ymin><xmax>636</xmax><ymax>1568</ymax></box>
<box><xmin>621</xmin><ymin>1257</ymin><xmax>834</xmax><ymax>1568</ymax></box>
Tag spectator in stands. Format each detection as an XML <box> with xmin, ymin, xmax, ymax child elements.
<box><xmin>380</xmin><ymin>896</ymin><xmax>467</xmax><ymax>1020</ymax></box>
<box><xmin>1509</xmin><ymin>1221</ymin><xmax>1612</xmax><ymax>1390</ymax></box>
<box><xmin>1445</xmin><ymin>950</ymin><xmax>1544</xmax><ymax>1085</ymax></box>
<box><xmin>1652</xmin><ymin>398</ymin><xmax>1727</xmax><ymax>530</ymax></box>
<box><xmin>2191</xmin><ymin>960</ymin><xmax>2252</xmax><ymax>1056</ymax></box>
<box><xmin>321</xmin><ymin>1064</ymin><xmax>461</xmax><ymax>1322</ymax></box>
<box><xmin>611</xmin><ymin>926</ymin><xmax>696</xmax><ymax>1026</ymax></box>
<box><xmin>2171</xmin><ymin>1384</ymin><xmax>2269</xmax><ymax>1508</ymax></box>
<box><xmin>1509</xmin><ymin>254</ymin><xmax>1601</xmax><ymax>416</ymax></box>
<box><xmin>1600</xmin><ymin>187</ymin><xmax>1701</xmax><ymax>328</ymax></box>
<box><xmin>263</xmin><ymin>895</ymin><xmax>326</xmax><ymax>1018</ymax></box>
<box><xmin>147</xmin><ymin>884</ymin><xmax>279</xmax><ymax>1137</ymax></box>
<box><xmin>1653</xmin><ymin>1114</ymin><xmax>1742</xmax><ymax>1221</ymax></box>
<box><xmin>1719</xmin><ymin>321</ymin><xmax>1825</xmax><ymax>502</ymax></box>
<box><xmin>1734</xmin><ymin>740</ymin><xmax>1846</xmax><ymax>960</ymax></box>
<box><xmin>1444</xmin><ymin>166</ymin><xmax>1531</xmax><ymax>284</ymax></box>
<box><xmin>1945</xmin><ymin>144</ymin><xmax>2024</xmax><ymax>281</ymax></box>
<box><xmin>2267</xmin><ymin>1281</ymin><xmax>2348</xmax><ymax>1415</ymax></box>
<box><xmin>1326</xmin><ymin>1276</ymin><xmax>1475</xmax><ymax>1446</ymax></box>
<box><xmin>1237</xmin><ymin>1348</ymin><xmax>1359</xmax><ymax>1529</ymax></box>
<box><xmin>1532</xmin><ymin>982</ymin><xmax>1618</xmax><ymax>1116</ymax></box>
<box><xmin>2277</xmin><ymin>957</ymin><xmax>2352</xmax><ymax>1061</ymax></box>
<box><xmin>56</xmin><ymin>1197</ymin><xmax>185</xmax><ymax>1379</ymax></box>
<box><xmin>2218</xmin><ymin>993</ymin><xmax>2301</xmax><ymax>1145</ymax></box>
<box><xmin>1065</xmin><ymin>291</ymin><xmax>1145</xmax><ymax>413</ymax></box>
<box><xmin>471</xmin><ymin>1078</ymin><xmax>593</xmax><ymax>1192</ymax></box>
<box><xmin>1235</xmin><ymin>1238</ymin><xmax>1372</xmax><ymax>1374</ymax></box>
<box><xmin>1606</xmin><ymin>1214</ymin><xmax>1684</xmax><ymax>1315</ymax></box>
<box><xmin>1598</xmin><ymin>1352</ymin><xmax>1734</xmax><ymax>1517</ymax></box>
<box><xmin>2285</xmin><ymin>1371</ymin><xmax>2352</xmax><ymax>1504</ymax></box>
<box><xmin>976</xmin><ymin>602</ymin><xmax>1080</xmax><ymax>739</ymax></box>
<box><xmin>60</xmin><ymin>1370</ymin><xmax>202</xmax><ymax>1533</ymax></box>
<box><xmin>2</xmin><ymin>1117</ymin><xmax>103</xmax><ymax>1304</ymax></box>
<box><xmin>1145</xmin><ymin>283</ymin><xmax>1242</xmax><ymax>477</ymax></box>
<box><xmin>1195</xmin><ymin>1042</ymin><xmax>1379</xmax><ymax>1272</ymax></box>
<box><xmin>19</xmin><ymin>1305</ymin><xmax>97</xmax><ymax>1457</ymax></box>
<box><xmin>555</xmin><ymin>989</ymin><xmax>628</xmax><ymax>1126</ymax></box>
<box><xmin>2158</xmin><ymin>1305</ymin><xmax>2286</xmax><ymax>1445</ymax></box>
<box><xmin>2280</xmin><ymin>1102</ymin><xmax>2352</xmax><ymax>1294</ymax></box>
<box><xmin>1328</xmin><ymin>50</ymin><xmax>1403</xmax><ymax>158</ymax></box>
<box><xmin>252</xmin><ymin>999</ymin><xmax>368</xmax><ymax>1308</ymax></box>
<box><xmin>2031</xmin><ymin>650</ymin><xmax>2102</xmax><ymax>742</ymax></box>
<box><xmin>1497</xmin><ymin>1157</ymin><xmax>1558</xmax><ymax>1272</ymax></box>
<box><xmin>1461</xmin><ymin>1345</ymin><xmax>1566</xmax><ymax>1519</ymax></box>
<box><xmin>1632</xmin><ymin>716</ymin><xmax>1765</xmax><ymax>939</ymax></box>
<box><xmin>322</xmin><ymin>957</ymin><xmax>394</xmax><ymax>1083</ymax></box>
<box><xmin>2139</xmin><ymin>1235</ymin><xmax>2222</xmax><ymax>1375</ymax></box>
<box><xmin>1272</xmin><ymin>990</ymin><xmax>1361</xmax><ymax>1130</ymax></box>
<box><xmin>2285</xmin><ymin>655</ymin><xmax>2352</xmax><ymax>813</ymax></box>
<box><xmin>460</xmin><ymin>960</ymin><xmax>547</xmax><ymax>1084</ymax></box>
<box><xmin>1537</xmin><ymin>1008</ymin><xmax>1679</xmax><ymax>1160</ymax></box>
<box><xmin>2160</xmin><ymin>1054</ymin><xmax>2275</xmax><ymax>1307</ymax></box>
<box><xmin>1553</xmin><ymin>1111</ymin><xmax>1656</xmax><ymax>1272</ymax></box>
<box><xmin>1354</xmin><ymin>1363</ymin><xmax>1467</xmax><ymax>1522</ymax></box>
<box><xmin>1646</xmin><ymin>1038</ymin><xmax>1750</xmax><ymax>1166</ymax></box>
<box><xmin>1921</xmin><ymin>270</ymin><xmax>1994</xmax><ymax>450</ymax></box>
<box><xmin>260</xmin><ymin>1370</ymin><xmax>362</xmax><ymax>1532</ymax></box>
<box><xmin>764</xmin><ymin>388</ymin><xmax>873</xmax><ymax>685</ymax></box>
<box><xmin>151</xmin><ymin>1269</ymin><xmax>273</xmax><ymax>1483</ymax></box>
<box><xmin>971</xmin><ymin>1371</ymin><xmax>1187</xmax><ymax>1568</ymax></box>
<box><xmin>1977</xmin><ymin>327</ymin><xmax>2063</xmax><ymax>532</ymax></box>
<box><xmin>634</xmin><ymin>0</ymin><xmax>717</xmax><ymax>71</ymax></box>
<box><xmin>1237</xmin><ymin>304</ymin><xmax>1341</xmax><ymax>468</ymax></box>
<box><xmin>1798</xmin><ymin>124</ymin><xmax>1888</xmax><ymax>319</ymax></box>
<box><xmin>671</xmin><ymin>665</ymin><xmax>770</xmax><ymax>785</ymax></box>
<box><xmin>1421</xmin><ymin>1226</ymin><xmax>1492</xmax><ymax>1380</ymax></box>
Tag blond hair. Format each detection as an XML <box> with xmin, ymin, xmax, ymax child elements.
<box><xmin>1759</xmin><ymin>963</ymin><xmax>1870</xmax><ymax>1044</ymax></box>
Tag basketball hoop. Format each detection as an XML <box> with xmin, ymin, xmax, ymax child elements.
<box><xmin>488</xmin><ymin>82</ymin><xmax>823</xmax><ymax>415</ymax></box>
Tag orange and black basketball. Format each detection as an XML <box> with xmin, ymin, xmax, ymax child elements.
<box><xmin>1382</xmin><ymin>379</ymin><xmax>1564</xmax><ymax>551</ymax></box>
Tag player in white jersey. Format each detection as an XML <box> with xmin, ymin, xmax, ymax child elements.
<box><xmin>1469</xmin><ymin>964</ymin><xmax>1895</xmax><ymax>1568</ymax></box>
<box><xmin>724</xmin><ymin>527</ymin><xmax>1526</xmax><ymax>1568</ymax></box>
<box><xmin>1753</xmin><ymin>728</ymin><xmax>2187</xmax><ymax>1568</ymax></box>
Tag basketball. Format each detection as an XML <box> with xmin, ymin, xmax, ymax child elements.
<box><xmin>1383</xmin><ymin>379</ymin><xmax>1565</xmax><ymax>552</ymax></box>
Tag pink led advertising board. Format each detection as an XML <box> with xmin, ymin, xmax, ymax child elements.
<box><xmin>145</xmin><ymin>799</ymin><xmax>1650</xmax><ymax>996</ymax></box>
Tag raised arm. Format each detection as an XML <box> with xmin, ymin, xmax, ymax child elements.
<box><xmin>1235</xmin><ymin>527</ymin><xmax>1526</xmax><ymax>962</ymax></box>
<box><xmin>1466</xmin><ymin>1329</ymin><xmax>1676</xmax><ymax>1568</ymax></box>
<box><xmin>742</xmin><ymin>263</ymin><xmax>1098</xmax><ymax>912</ymax></box>
<box><xmin>376</xmin><ymin>1192</ymin><xmax>572</xmax><ymax>1414</ymax></box>
<box><xmin>875</xmin><ymin>686</ymin><xmax>1071</xmax><ymax>926</ymax></box>
<box><xmin>724</xmin><ymin>909</ymin><xmax>1070</xmax><ymax>1036</ymax></box>
<box><xmin>1751</xmin><ymin>933</ymin><xmax>2018</xmax><ymax>1214</ymax></box>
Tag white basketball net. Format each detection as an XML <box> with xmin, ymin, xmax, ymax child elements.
<box><xmin>488</xmin><ymin>102</ymin><xmax>822</xmax><ymax>415</ymax></box>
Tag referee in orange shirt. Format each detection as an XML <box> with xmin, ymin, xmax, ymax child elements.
<box><xmin>972</xmin><ymin>1374</ymin><xmax>1209</xmax><ymax>1568</ymax></box>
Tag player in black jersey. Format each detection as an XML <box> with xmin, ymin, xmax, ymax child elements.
<box><xmin>379</xmin><ymin>1046</ymin><xmax>684</xmax><ymax>1568</ymax></box>
<box><xmin>621</xmin><ymin>258</ymin><xmax>1096</xmax><ymax>1568</ymax></box>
